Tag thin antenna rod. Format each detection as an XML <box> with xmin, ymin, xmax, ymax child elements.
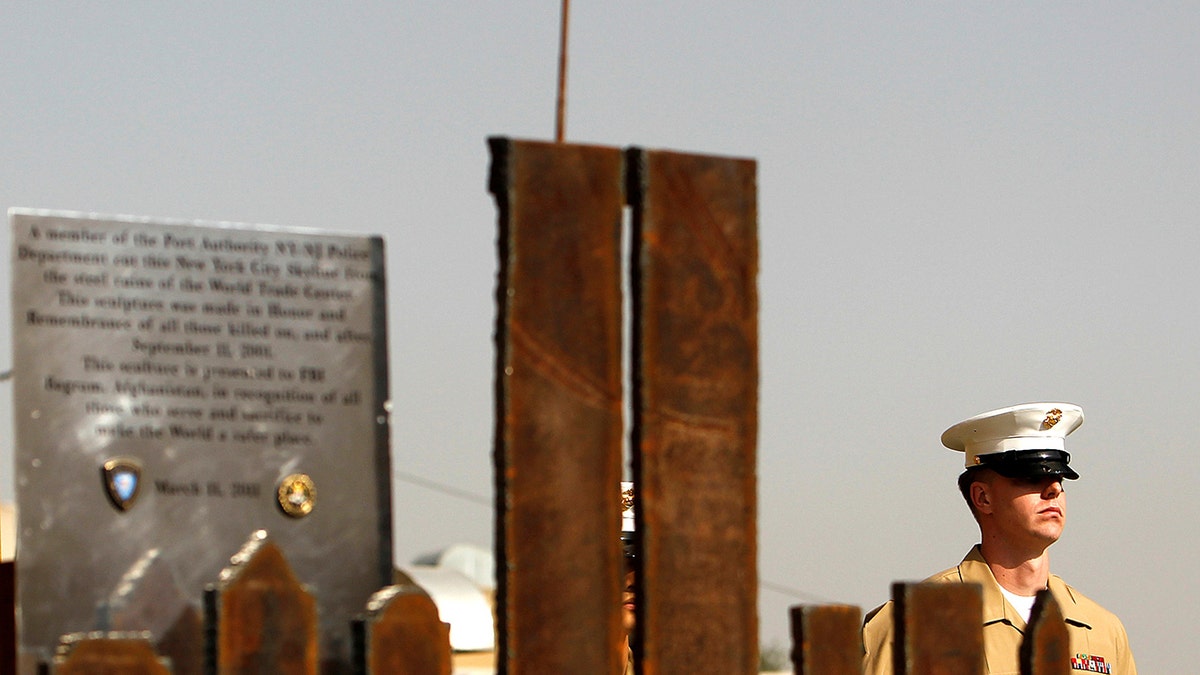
<box><xmin>555</xmin><ymin>0</ymin><xmax>570</xmax><ymax>142</ymax></box>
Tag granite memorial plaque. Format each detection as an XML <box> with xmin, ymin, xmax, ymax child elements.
<box><xmin>9</xmin><ymin>209</ymin><xmax>391</xmax><ymax>672</ymax></box>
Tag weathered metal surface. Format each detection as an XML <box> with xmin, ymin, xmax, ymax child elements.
<box><xmin>207</xmin><ymin>531</ymin><xmax>317</xmax><ymax>675</ymax></box>
<box><xmin>1021</xmin><ymin>590</ymin><xmax>1070</xmax><ymax>675</ymax></box>
<box><xmin>101</xmin><ymin>549</ymin><xmax>203</xmax><ymax>675</ymax></box>
<box><xmin>53</xmin><ymin>633</ymin><xmax>171</xmax><ymax>675</ymax></box>
<box><xmin>1</xmin><ymin>562</ymin><xmax>13</xmax><ymax>675</ymax></box>
<box><xmin>789</xmin><ymin>604</ymin><xmax>863</xmax><ymax>675</ymax></box>
<box><xmin>356</xmin><ymin>584</ymin><xmax>451</xmax><ymax>675</ymax></box>
<box><xmin>628</xmin><ymin>148</ymin><xmax>759</xmax><ymax>674</ymax></box>
<box><xmin>489</xmin><ymin>138</ymin><xmax>626</xmax><ymax>674</ymax></box>
<box><xmin>894</xmin><ymin>582</ymin><xmax>983</xmax><ymax>675</ymax></box>
<box><xmin>156</xmin><ymin>609</ymin><xmax>204</xmax><ymax>675</ymax></box>
<box><xmin>9</xmin><ymin>209</ymin><xmax>391</xmax><ymax>673</ymax></box>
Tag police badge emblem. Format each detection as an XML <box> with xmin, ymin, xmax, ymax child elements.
<box><xmin>102</xmin><ymin>457</ymin><xmax>142</xmax><ymax>512</ymax></box>
<box><xmin>277</xmin><ymin>473</ymin><xmax>316</xmax><ymax>518</ymax></box>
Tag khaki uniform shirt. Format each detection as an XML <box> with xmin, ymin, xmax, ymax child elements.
<box><xmin>862</xmin><ymin>545</ymin><xmax>1136</xmax><ymax>675</ymax></box>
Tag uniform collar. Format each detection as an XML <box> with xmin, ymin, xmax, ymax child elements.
<box><xmin>958</xmin><ymin>545</ymin><xmax>1093</xmax><ymax>631</ymax></box>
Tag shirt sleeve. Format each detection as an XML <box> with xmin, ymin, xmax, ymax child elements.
<box><xmin>862</xmin><ymin>602</ymin><xmax>895</xmax><ymax>675</ymax></box>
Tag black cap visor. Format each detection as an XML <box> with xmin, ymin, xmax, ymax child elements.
<box><xmin>976</xmin><ymin>449</ymin><xmax>1079</xmax><ymax>481</ymax></box>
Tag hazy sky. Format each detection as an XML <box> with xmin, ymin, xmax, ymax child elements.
<box><xmin>2</xmin><ymin>4</ymin><xmax>1198</xmax><ymax>672</ymax></box>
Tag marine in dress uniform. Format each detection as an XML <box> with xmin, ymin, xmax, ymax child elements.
<box><xmin>861</xmin><ymin>403</ymin><xmax>1137</xmax><ymax>675</ymax></box>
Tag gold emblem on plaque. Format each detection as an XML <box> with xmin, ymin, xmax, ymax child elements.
<box><xmin>1042</xmin><ymin>408</ymin><xmax>1063</xmax><ymax>430</ymax></box>
<box><xmin>277</xmin><ymin>473</ymin><xmax>316</xmax><ymax>518</ymax></box>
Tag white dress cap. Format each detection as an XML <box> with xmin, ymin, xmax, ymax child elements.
<box><xmin>941</xmin><ymin>402</ymin><xmax>1084</xmax><ymax>469</ymax></box>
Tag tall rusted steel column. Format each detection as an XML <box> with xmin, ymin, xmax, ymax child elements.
<box><xmin>1021</xmin><ymin>591</ymin><xmax>1070</xmax><ymax>675</ymax></box>
<box><xmin>628</xmin><ymin>148</ymin><xmax>759</xmax><ymax>674</ymax></box>
<box><xmin>488</xmin><ymin>138</ymin><xmax>626</xmax><ymax>674</ymax></box>
<box><xmin>893</xmin><ymin>582</ymin><xmax>983</xmax><ymax>674</ymax></box>
<box><xmin>789</xmin><ymin>605</ymin><xmax>864</xmax><ymax>675</ymax></box>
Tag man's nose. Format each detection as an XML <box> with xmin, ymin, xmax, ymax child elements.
<box><xmin>1043</xmin><ymin>479</ymin><xmax>1063</xmax><ymax>498</ymax></box>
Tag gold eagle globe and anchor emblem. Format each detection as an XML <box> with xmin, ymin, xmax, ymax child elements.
<box><xmin>102</xmin><ymin>457</ymin><xmax>143</xmax><ymax>512</ymax></box>
<box><xmin>277</xmin><ymin>473</ymin><xmax>316</xmax><ymax>518</ymax></box>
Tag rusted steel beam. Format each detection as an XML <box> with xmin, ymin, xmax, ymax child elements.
<box><xmin>155</xmin><ymin>610</ymin><xmax>204</xmax><ymax>675</ymax></box>
<box><xmin>789</xmin><ymin>604</ymin><xmax>863</xmax><ymax>675</ymax></box>
<box><xmin>893</xmin><ymin>582</ymin><xmax>983</xmax><ymax>675</ymax></box>
<box><xmin>489</xmin><ymin>137</ymin><xmax>626</xmax><ymax>675</ymax></box>
<box><xmin>355</xmin><ymin>585</ymin><xmax>451</xmax><ymax>675</ymax></box>
<box><xmin>1020</xmin><ymin>590</ymin><xmax>1069</xmax><ymax>675</ymax></box>
<box><xmin>206</xmin><ymin>531</ymin><xmax>317</xmax><ymax>675</ymax></box>
<box><xmin>628</xmin><ymin>148</ymin><xmax>759</xmax><ymax>674</ymax></box>
<box><xmin>53</xmin><ymin>633</ymin><xmax>171</xmax><ymax>675</ymax></box>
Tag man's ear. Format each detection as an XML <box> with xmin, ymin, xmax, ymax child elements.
<box><xmin>971</xmin><ymin>481</ymin><xmax>992</xmax><ymax>514</ymax></box>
